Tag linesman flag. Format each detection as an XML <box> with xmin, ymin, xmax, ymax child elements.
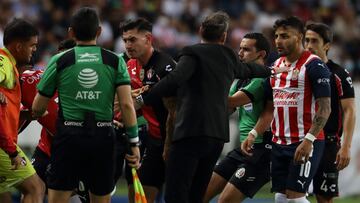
<box><xmin>132</xmin><ymin>168</ymin><xmax>147</xmax><ymax>203</ymax></box>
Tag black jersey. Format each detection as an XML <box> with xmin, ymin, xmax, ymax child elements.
<box><xmin>323</xmin><ymin>60</ymin><xmax>355</xmax><ymax>142</ymax></box>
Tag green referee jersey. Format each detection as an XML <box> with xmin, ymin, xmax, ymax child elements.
<box><xmin>37</xmin><ymin>45</ymin><xmax>130</xmax><ymax>121</ymax></box>
<box><xmin>229</xmin><ymin>78</ymin><xmax>266</xmax><ymax>143</ymax></box>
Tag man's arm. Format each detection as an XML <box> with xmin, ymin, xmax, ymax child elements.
<box><xmin>337</xmin><ymin>98</ymin><xmax>356</xmax><ymax>170</ymax></box>
<box><xmin>241</xmin><ymin>100</ymin><xmax>274</xmax><ymax>155</ymax></box>
<box><xmin>228</xmin><ymin>91</ymin><xmax>251</xmax><ymax>109</ymax></box>
<box><xmin>116</xmin><ymin>85</ymin><xmax>140</xmax><ymax>169</ymax></box>
<box><xmin>162</xmin><ymin>97</ymin><xmax>176</xmax><ymax>161</ymax></box>
<box><xmin>32</xmin><ymin>93</ymin><xmax>51</xmax><ymax>118</ymax></box>
<box><xmin>143</xmin><ymin>55</ymin><xmax>196</xmax><ymax>105</ymax></box>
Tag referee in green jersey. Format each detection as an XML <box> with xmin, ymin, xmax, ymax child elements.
<box><xmin>32</xmin><ymin>7</ymin><xmax>140</xmax><ymax>203</ymax></box>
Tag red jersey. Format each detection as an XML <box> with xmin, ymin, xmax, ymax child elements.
<box><xmin>126</xmin><ymin>51</ymin><xmax>176</xmax><ymax>139</ymax></box>
<box><xmin>20</xmin><ymin>70</ymin><xmax>58</xmax><ymax>156</ymax></box>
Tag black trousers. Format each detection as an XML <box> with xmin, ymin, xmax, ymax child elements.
<box><xmin>164</xmin><ymin>137</ymin><xmax>224</xmax><ymax>203</ymax></box>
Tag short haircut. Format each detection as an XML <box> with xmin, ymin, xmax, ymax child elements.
<box><xmin>3</xmin><ymin>18</ymin><xmax>39</xmax><ymax>46</ymax></box>
<box><xmin>305</xmin><ymin>22</ymin><xmax>333</xmax><ymax>44</ymax></box>
<box><xmin>243</xmin><ymin>32</ymin><xmax>270</xmax><ymax>59</ymax></box>
<box><xmin>200</xmin><ymin>11</ymin><xmax>229</xmax><ymax>42</ymax></box>
<box><xmin>58</xmin><ymin>38</ymin><xmax>76</xmax><ymax>52</ymax></box>
<box><xmin>120</xmin><ymin>18</ymin><xmax>152</xmax><ymax>34</ymax></box>
<box><xmin>273</xmin><ymin>16</ymin><xmax>304</xmax><ymax>35</ymax></box>
<box><xmin>70</xmin><ymin>7</ymin><xmax>99</xmax><ymax>41</ymax></box>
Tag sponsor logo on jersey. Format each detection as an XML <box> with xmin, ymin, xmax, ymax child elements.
<box><xmin>76</xmin><ymin>68</ymin><xmax>102</xmax><ymax>100</ymax></box>
<box><xmin>235</xmin><ymin>167</ymin><xmax>246</xmax><ymax>179</ymax></box>
<box><xmin>77</xmin><ymin>53</ymin><xmax>99</xmax><ymax>62</ymax></box>
<box><xmin>317</xmin><ymin>78</ymin><xmax>330</xmax><ymax>84</ymax></box>
<box><xmin>291</xmin><ymin>69</ymin><xmax>299</xmax><ymax>80</ymax></box>
<box><xmin>165</xmin><ymin>64</ymin><xmax>172</xmax><ymax>72</ymax></box>
<box><xmin>147</xmin><ymin>68</ymin><xmax>155</xmax><ymax>79</ymax></box>
<box><xmin>78</xmin><ymin>68</ymin><xmax>98</xmax><ymax>88</ymax></box>
<box><xmin>346</xmin><ymin>76</ymin><xmax>353</xmax><ymax>88</ymax></box>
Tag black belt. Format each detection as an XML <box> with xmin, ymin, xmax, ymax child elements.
<box><xmin>63</xmin><ymin>121</ymin><xmax>112</xmax><ymax>127</ymax></box>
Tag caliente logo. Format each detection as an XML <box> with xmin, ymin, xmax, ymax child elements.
<box><xmin>77</xmin><ymin>68</ymin><xmax>98</xmax><ymax>88</ymax></box>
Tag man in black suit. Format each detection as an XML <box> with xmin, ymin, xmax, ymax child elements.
<box><xmin>140</xmin><ymin>11</ymin><xmax>276</xmax><ymax>203</ymax></box>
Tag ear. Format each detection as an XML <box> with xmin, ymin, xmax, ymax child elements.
<box><xmin>220</xmin><ymin>32</ymin><xmax>227</xmax><ymax>44</ymax></box>
<box><xmin>324</xmin><ymin>42</ymin><xmax>331</xmax><ymax>53</ymax></box>
<box><xmin>15</xmin><ymin>42</ymin><xmax>23</xmax><ymax>53</ymax></box>
<box><xmin>96</xmin><ymin>26</ymin><xmax>102</xmax><ymax>39</ymax></box>
<box><xmin>145</xmin><ymin>32</ymin><xmax>153</xmax><ymax>44</ymax></box>
<box><xmin>258</xmin><ymin>50</ymin><xmax>267</xmax><ymax>59</ymax></box>
<box><xmin>68</xmin><ymin>27</ymin><xmax>75</xmax><ymax>39</ymax></box>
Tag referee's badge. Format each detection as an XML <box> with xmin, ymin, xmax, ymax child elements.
<box><xmin>140</xmin><ymin>69</ymin><xmax>145</xmax><ymax>81</ymax></box>
<box><xmin>291</xmin><ymin>69</ymin><xmax>299</xmax><ymax>80</ymax></box>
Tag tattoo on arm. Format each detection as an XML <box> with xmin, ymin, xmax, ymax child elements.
<box><xmin>163</xmin><ymin>97</ymin><xmax>177</xmax><ymax>146</ymax></box>
<box><xmin>308</xmin><ymin>97</ymin><xmax>331</xmax><ymax>137</ymax></box>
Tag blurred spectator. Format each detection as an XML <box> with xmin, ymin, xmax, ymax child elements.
<box><xmin>1</xmin><ymin>0</ymin><xmax>360</xmax><ymax>79</ymax></box>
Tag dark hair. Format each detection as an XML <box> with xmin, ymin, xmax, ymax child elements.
<box><xmin>3</xmin><ymin>18</ymin><xmax>39</xmax><ymax>46</ymax></box>
<box><xmin>200</xmin><ymin>11</ymin><xmax>229</xmax><ymax>42</ymax></box>
<box><xmin>70</xmin><ymin>7</ymin><xmax>99</xmax><ymax>41</ymax></box>
<box><xmin>243</xmin><ymin>32</ymin><xmax>270</xmax><ymax>59</ymax></box>
<box><xmin>305</xmin><ymin>23</ymin><xmax>333</xmax><ymax>44</ymax></box>
<box><xmin>58</xmin><ymin>39</ymin><xmax>76</xmax><ymax>52</ymax></box>
<box><xmin>120</xmin><ymin>18</ymin><xmax>153</xmax><ymax>34</ymax></box>
<box><xmin>273</xmin><ymin>16</ymin><xmax>304</xmax><ymax>35</ymax></box>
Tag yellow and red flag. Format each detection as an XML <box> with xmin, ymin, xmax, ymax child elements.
<box><xmin>132</xmin><ymin>168</ymin><xmax>147</xmax><ymax>203</ymax></box>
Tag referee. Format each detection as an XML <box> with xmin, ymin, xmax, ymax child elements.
<box><xmin>32</xmin><ymin>7</ymin><xmax>140</xmax><ymax>203</ymax></box>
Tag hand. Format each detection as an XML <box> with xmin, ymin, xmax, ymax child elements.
<box><xmin>336</xmin><ymin>146</ymin><xmax>351</xmax><ymax>170</ymax></box>
<box><xmin>113</xmin><ymin>120</ymin><xmax>124</xmax><ymax>129</ymax></box>
<box><xmin>0</xmin><ymin>92</ymin><xmax>7</xmax><ymax>104</ymax></box>
<box><xmin>271</xmin><ymin>64</ymin><xmax>290</xmax><ymax>74</ymax></box>
<box><xmin>11</xmin><ymin>155</ymin><xmax>26</xmax><ymax>170</ymax></box>
<box><xmin>241</xmin><ymin>133</ymin><xmax>256</xmax><ymax>156</ymax></box>
<box><xmin>162</xmin><ymin>144</ymin><xmax>170</xmax><ymax>161</ymax></box>
<box><xmin>131</xmin><ymin>85</ymin><xmax>149</xmax><ymax>98</ymax></box>
<box><xmin>294</xmin><ymin>139</ymin><xmax>313</xmax><ymax>164</ymax></box>
<box><xmin>125</xmin><ymin>146</ymin><xmax>141</xmax><ymax>169</ymax></box>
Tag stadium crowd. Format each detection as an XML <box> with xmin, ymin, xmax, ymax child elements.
<box><xmin>1</xmin><ymin>0</ymin><xmax>360</xmax><ymax>78</ymax></box>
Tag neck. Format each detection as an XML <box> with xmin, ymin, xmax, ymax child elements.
<box><xmin>138</xmin><ymin>47</ymin><xmax>154</xmax><ymax>66</ymax></box>
<box><xmin>320</xmin><ymin>55</ymin><xmax>329</xmax><ymax>63</ymax></box>
<box><xmin>286</xmin><ymin>46</ymin><xmax>304</xmax><ymax>63</ymax></box>
<box><xmin>200</xmin><ymin>39</ymin><xmax>224</xmax><ymax>45</ymax></box>
<box><xmin>76</xmin><ymin>39</ymin><xmax>97</xmax><ymax>46</ymax></box>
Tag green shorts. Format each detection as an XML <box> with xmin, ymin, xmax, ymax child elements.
<box><xmin>0</xmin><ymin>145</ymin><xmax>36</xmax><ymax>193</ymax></box>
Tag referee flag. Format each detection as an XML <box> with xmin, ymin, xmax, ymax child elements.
<box><xmin>132</xmin><ymin>168</ymin><xmax>147</xmax><ymax>203</ymax></box>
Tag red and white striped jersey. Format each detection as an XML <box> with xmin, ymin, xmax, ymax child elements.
<box><xmin>270</xmin><ymin>51</ymin><xmax>328</xmax><ymax>145</ymax></box>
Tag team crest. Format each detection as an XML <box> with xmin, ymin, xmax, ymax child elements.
<box><xmin>235</xmin><ymin>167</ymin><xmax>246</xmax><ymax>179</ymax></box>
<box><xmin>140</xmin><ymin>69</ymin><xmax>145</xmax><ymax>81</ymax></box>
<box><xmin>147</xmin><ymin>69</ymin><xmax>155</xmax><ymax>79</ymax></box>
<box><xmin>291</xmin><ymin>69</ymin><xmax>300</xmax><ymax>80</ymax></box>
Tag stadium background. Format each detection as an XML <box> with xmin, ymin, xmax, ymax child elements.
<box><xmin>1</xmin><ymin>0</ymin><xmax>360</xmax><ymax>202</ymax></box>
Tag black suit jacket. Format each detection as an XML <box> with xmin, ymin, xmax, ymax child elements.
<box><xmin>144</xmin><ymin>43</ymin><xmax>271</xmax><ymax>142</ymax></box>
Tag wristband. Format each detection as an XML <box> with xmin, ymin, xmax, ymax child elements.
<box><xmin>249</xmin><ymin>129</ymin><xmax>258</xmax><ymax>138</ymax></box>
<box><xmin>126</xmin><ymin>125</ymin><xmax>139</xmax><ymax>143</ymax></box>
<box><xmin>129</xmin><ymin>142</ymin><xmax>140</xmax><ymax>147</ymax></box>
<box><xmin>305</xmin><ymin>133</ymin><xmax>316</xmax><ymax>143</ymax></box>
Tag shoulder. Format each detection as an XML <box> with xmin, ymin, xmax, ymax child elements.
<box><xmin>100</xmin><ymin>48</ymin><xmax>122</xmax><ymax>69</ymax></box>
<box><xmin>0</xmin><ymin>53</ymin><xmax>12</xmax><ymax>70</ymax></box>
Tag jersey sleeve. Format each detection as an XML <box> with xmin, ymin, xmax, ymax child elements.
<box><xmin>37</xmin><ymin>56</ymin><xmax>58</xmax><ymax>97</ymax></box>
<box><xmin>306</xmin><ymin>59</ymin><xmax>331</xmax><ymax>99</ymax></box>
<box><xmin>263</xmin><ymin>78</ymin><xmax>273</xmax><ymax>101</ymax></box>
<box><xmin>336</xmin><ymin>68</ymin><xmax>355</xmax><ymax>99</ymax></box>
<box><xmin>0</xmin><ymin>56</ymin><xmax>11</xmax><ymax>85</ymax></box>
<box><xmin>241</xmin><ymin>78</ymin><xmax>264</xmax><ymax>102</ymax></box>
<box><xmin>115</xmin><ymin>55</ymin><xmax>130</xmax><ymax>86</ymax></box>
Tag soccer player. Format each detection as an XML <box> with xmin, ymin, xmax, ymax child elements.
<box><xmin>0</xmin><ymin>18</ymin><xmax>45</xmax><ymax>203</ymax></box>
<box><xmin>242</xmin><ymin>16</ymin><xmax>331</xmax><ymax>203</ymax></box>
<box><xmin>120</xmin><ymin>18</ymin><xmax>177</xmax><ymax>203</ymax></box>
<box><xmin>305</xmin><ymin>22</ymin><xmax>356</xmax><ymax>203</ymax></box>
<box><xmin>32</xmin><ymin>7</ymin><xmax>140</xmax><ymax>203</ymax></box>
<box><xmin>142</xmin><ymin>12</ymin><xmax>278</xmax><ymax>203</ymax></box>
<box><xmin>203</xmin><ymin>32</ymin><xmax>272</xmax><ymax>203</ymax></box>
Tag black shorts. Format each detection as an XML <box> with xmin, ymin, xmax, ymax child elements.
<box><xmin>214</xmin><ymin>146</ymin><xmax>271</xmax><ymax>198</ymax></box>
<box><xmin>128</xmin><ymin>136</ymin><xmax>165</xmax><ymax>190</ymax></box>
<box><xmin>47</xmin><ymin>121</ymin><xmax>116</xmax><ymax>196</ymax></box>
<box><xmin>31</xmin><ymin>147</ymin><xmax>50</xmax><ymax>184</ymax></box>
<box><xmin>271</xmin><ymin>140</ymin><xmax>324</xmax><ymax>193</ymax></box>
<box><xmin>313</xmin><ymin>141</ymin><xmax>339</xmax><ymax>197</ymax></box>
